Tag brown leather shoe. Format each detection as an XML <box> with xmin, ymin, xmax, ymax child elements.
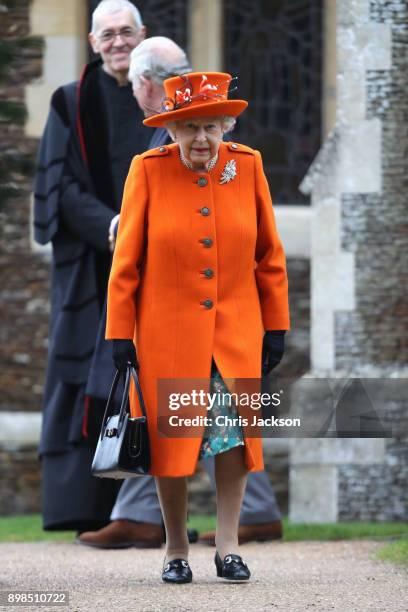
<box><xmin>76</xmin><ymin>519</ymin><xmax>163</xmax><ymax>549</ymax></box>
<box><xmin>199</xmin><ymin>521</ymin><xmax>283</xmax><ymax>546</ymax></box>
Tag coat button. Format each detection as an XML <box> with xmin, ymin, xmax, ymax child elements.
<box><xmin>200</xmin><ymin>207</ymin><xmax>210</xmax><ymax>216</ymax></box>
<box><xmin>159</xmin><ymin>146</ymin><xmax>166</xmax><ymax>152</ymax></box>
<box><xmin>203</xmin><ymin>268</ymin><xmax>214</xmax><ymax>278</ymax></box>
<box><xmin>231</xmin><ymin>143</ymin><xmax>238</xmax><ymax>149</ymax></box>
<box><xmin>201</xmin><ymin>238</ymin><xmax>213</xmax><ymax>248</ymax></box>
<box><xmin>202</xmin><ymin>299</ymin><xmax>213</xmax><ymax>309</ymax></box>
<box><xmin>198</xmin><ymin>177</ymin><xmax>208</xmax><ymax>187</ymax></box>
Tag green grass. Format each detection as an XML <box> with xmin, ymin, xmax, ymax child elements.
<box><xmin>376</xmin><ymin>537</ymin><xmax>408</xmax><ymax>565</ymax></box>
<box><xmin>188</xmin><ymin>515</ymin><xmax>217</xmax><ymax>533</ymax></box>
<box><xmin>281</xmin><ymin>519</ymin><xmax>408</xmax><ymax>542</ymax></box>
<box><xmin>1</xmin><ymin>514</ymin><xmax>408</xmax><ymax>545</ymax></box>
<box><xmin>0</xmin><ymin>515</ymin><xmax>74</xmax><ymax>543</ymax></box>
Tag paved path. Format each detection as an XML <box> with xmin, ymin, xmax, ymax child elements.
<box><xmin>1</xmin><ymin>540</ymin><xmax>407</xmax><ymax>611</ymax></box>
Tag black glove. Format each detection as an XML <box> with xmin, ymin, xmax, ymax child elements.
<box><xmin>262</xmin><ymin>330</ymin><xmax>286</xmax><ymax>375</ymax></box>
<box><xmin>112</xmin><ymin>339</ymin><xmax>138</xmax><ymax>371</ymax></box>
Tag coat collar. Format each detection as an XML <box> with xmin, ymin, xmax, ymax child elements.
<box><xmin>76</xmin><ymin>58</ymin><xmax>116</xmax><ymax>208</ymax></box>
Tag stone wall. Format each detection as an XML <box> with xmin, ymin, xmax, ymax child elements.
<box><xmin>283</xmin><ymin>258</ymin><xmax>310</xmax><ymax>378</ymax></box>
<box><xmin>290</xmin><ymin>0</ymin><xmax>408</xmax><ymax>524</ymax></box>
<box><xmin>335</xmin><ymin>0</ymin><xmax>408</xmax><ymax>521</ymax></box>
<box><xmin>338</xmin><ymin>438</ymin><xmax>408</xmax><ymax>521</ymax></box>
<box><xmin>0</xmin><ymin>447</ymin><xmax>41</xmax><ymax>515</ymax></box>
<box><xmin>0</xmin><ymin>0</ymin><xmax>46</xmax><ymax>516</ymax></box>
<box><xmin>0</xmin><ymin>0</ymin><xmax>49</xmax><ymax>414</ymax></box>
<box><xmin>336</xmin><ymin>380</ymin><xmax>407</xmax><ymax>522</ymax></box>
<box><xmin>335</xmin><ymin>0</ymin><xmax>408</xmax><ymax>370</ymax></box>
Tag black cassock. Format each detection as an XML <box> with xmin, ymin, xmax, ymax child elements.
<box><xmin>33</xmin><ymin>59</ymin><xmax>152</xmax><ymax>531</ymax></box>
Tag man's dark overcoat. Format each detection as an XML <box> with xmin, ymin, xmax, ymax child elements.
<box><xmin>33</xmin><ymin>58</ymin><xmax>151</xmax><ymax>530</ymax></box>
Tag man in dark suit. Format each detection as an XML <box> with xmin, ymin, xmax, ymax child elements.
<box><xmin>33</xmin><ymin>0</ymin><xmax>153</xmax><ymax>532</ymax></box>
<box><xmin>78</xmin><ymin>36</ymin><xmax>284</xmax><ymax>549</ymax></box>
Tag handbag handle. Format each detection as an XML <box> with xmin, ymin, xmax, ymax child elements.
<box><xmin>99</xmin><ymin>365</ymin><xmax>147</xmax><ymax>441</ymax></box>
<box><xmin>129</xmin><ymin>366</ymin><xmax>147</xmax><ymax>419</ymax></box>
<box><xmin>100</xmin><ymin>366</ymin><xmax>131</xmax><ymax>440</ymax></box>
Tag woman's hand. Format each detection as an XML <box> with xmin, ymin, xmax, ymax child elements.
<box><xmin>112</xmin><ymin>339</ymin><xmax>138</xmax><ymax>371</ymax></box>
<box><xmin>262</xmin><ymin>331</ymin><xmax>286</xmax><ymax>375</ymax></box>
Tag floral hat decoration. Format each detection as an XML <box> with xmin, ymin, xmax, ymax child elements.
<box><xmin>143</xmin><ymin>71</ymin><xmax>248</xmax><ymax>127</ymax></box>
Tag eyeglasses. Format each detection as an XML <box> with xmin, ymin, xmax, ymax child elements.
<box><xmin>98</xmin><ymin>28</ymin><xmax>139</xmax><ymax>43</ymax></box>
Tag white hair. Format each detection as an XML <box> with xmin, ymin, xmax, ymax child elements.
<box><xmin>165</xmin><ymin>116</ymin><xmax>236</xmax><ymax>140</ymax></box>
<box><xmin>91</xmin><ymin>0</ymin><xmax>143</xmax><ymax>34</ymax></box>
<box><xmin>220</xmin><ymin>116</ymin><xmax>236</xmax><ymax>132</ymax></box>
<box><xmin>128</xmin><ymin>37</ymin><xmax>191</xmax><ymax>86</ymax></box>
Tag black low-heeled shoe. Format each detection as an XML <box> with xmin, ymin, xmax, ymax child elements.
<box><xmin>214</xmin><ymin>552</ymin><xmax>251</xmax><ymax>581</ymax></box>
<box><xmin>162</xmin><ymin>558</ymin><xmax>192</xmax><ymax>584</ymax></box>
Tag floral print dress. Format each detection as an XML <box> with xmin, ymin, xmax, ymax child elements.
<box><xmin>199</xmin><ymin>360</ymin><xmax>245</xmax><ymax>459</ymax></box>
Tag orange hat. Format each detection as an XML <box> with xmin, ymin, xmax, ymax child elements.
<box><xmin>143</xmin><ymin>71</ymin><xmax>248</xmax><ymax>127</ymax></box>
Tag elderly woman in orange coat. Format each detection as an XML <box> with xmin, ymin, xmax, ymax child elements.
<box><xmin>106</xmin><ymin>72</ymin><xmax>290</xmax><ymax>584</ymax></box>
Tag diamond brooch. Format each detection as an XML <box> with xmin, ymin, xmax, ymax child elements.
<box><xmin>219</xmin><ymin>159</ymin><xmax>237</xmax><ymax>184</ymax></box>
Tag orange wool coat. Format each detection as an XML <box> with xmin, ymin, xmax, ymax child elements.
<box><xmin>106</xmin><ymin>141</ymin><xmax>290</xmax><ymax>476</ymax></box>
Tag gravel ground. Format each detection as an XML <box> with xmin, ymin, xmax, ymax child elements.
<box><xmin>0</xmin><ymin>540</ymin><xmax>407</xmax><ymax>612</ymax></box>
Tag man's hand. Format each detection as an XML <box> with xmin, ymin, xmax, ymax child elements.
<box><xmin>112</xmin><ymin>339</ymin><xmax>138</xmax><ymax>371</ymax></box>
<box><xmin>108</xmin><ymin>214</ymin><xmax>120</xmax><ymax>252</ymax></box>
<box><xmin>262</xmin><ymin>330</ymin><xmax>286</xmax><ymax>375</ymax></box>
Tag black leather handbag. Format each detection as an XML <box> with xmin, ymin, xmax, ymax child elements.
<box><xmin>92</xmin><ymin>365</ymin><xmax>150</xmax><ymax>479</ymax></box>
